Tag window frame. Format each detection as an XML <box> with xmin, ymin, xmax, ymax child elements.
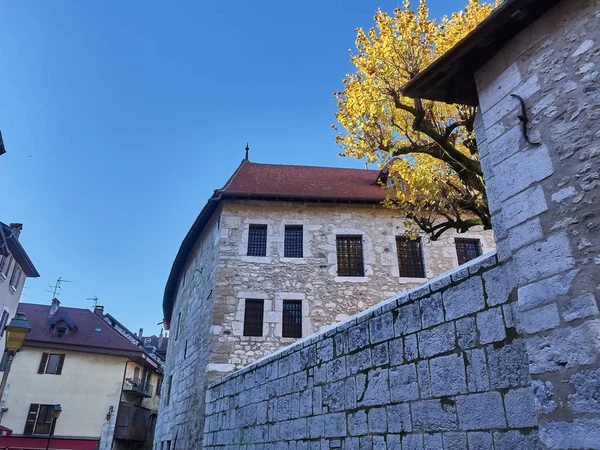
<box><xmin>0</xmin><ymin>309</ymin><xmax>9</xmax><ymax>338</ymax></box>
<box><xmin>37</xmin><ymin>353</ymin><xmax>65</xmax><ymax>375</ymax></box>
<box><xmin>396</xmin><ymin>236</ymin><xmax>426</xmax><ymax>279</ymax></box>
<box><xmin>247</xmin><ymin>224</ymin><xmax>268</xmax><ymax>257</ymax></box>
<box><xmin>283</xmin><ymin>225</ymin><xmax>304</xmax><ymax>258</ymax></box>
<box><xmin>24</xmin><ymin>403</ymin><xmax>59</xmax><ymax>435</ymax></box>
<box><xmin>0</xmin><ymin>255</ymin><xmax>11</xmax><ymax>278</ymax></box>
<box><xmin>282</xmin><ymin>300</ymin><xmax>302</xmax><ymax>338</ymax></box>
<box><xmin>9</xmin><ymin>263</ymin><xmax>22</xmax><ymax>290</ymax></box>
<box><xmin>243</xmin><ymin>299</ymin><xmax>264</xmax><ymax>337</ymax></box>
<box><xmin>455</xmin><ymin>238</ymin><xmax>482</xmax><ymax>265</ymax></box>
<box><xmin>336</xmin><ymin>235</ymin><xmax>365</xmax><ymax>277</ymax></box>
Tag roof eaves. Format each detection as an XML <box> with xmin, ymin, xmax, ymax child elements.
<box><xmin>0</xmin><ymin>222</ymin><xmax>40</xmax><ymax>277</ymax></box>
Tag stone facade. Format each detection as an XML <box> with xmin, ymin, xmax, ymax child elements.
<box><xmin>473</xmin><ymin>0</ymin><xmax>600</xmax><ymax>447</ymax></box>
<box><xmin>203</xmin><ymin>253</ymin><xmax>542</xmax><ymax>450</ymax></box>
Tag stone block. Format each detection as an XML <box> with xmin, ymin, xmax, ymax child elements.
<box><xmin>387</xmin><ymin>404</ymin><xmax>412</xmax><ymax>433</ymax></box>
<box><xmin>348</xmin><ymin>322</ymin><xmax>369</xmax><ymax>352</ymax></box>
<box><xmin>482</xmin><ymin>74</ymin><xmax>540</xmax><ymax>128</ymax></box>
<box><xmin>323</xmin><ymin>380</ymin><xmax>345</xmax><ymax>412</ymax></box>
<box><xmin>327</xmin><ymin>358</ymin><xmax>347</xmax><ymax>383</ymax></box>
<box><xmin>569</xmin><ymin>368</ymin><xmax>600</xmax><ymax>413</ymax></box>
<box><xmin>518</xmin><ymin>269</ymin><xmax>579</xmax><ymax>311</ymax></box>
<box><xmin>410</xmin><ymin>284</ymin><xmax>431</xmax><ymax>300</ymax></box>
<box><xmin>532</xmin><ymin>379</ymin><xmax>556</xmax><ymax>414</ymax></box>
<box><xmin>484</xmin><ymin>124</ymin><xmax>523</xmax><ymax>167</ymax></box>
<box><xmin>411</xmin><ymin>400</ymin><xmax>458</xmax><ymax>432</ymax></box>
<box><xmin>455</xmin><ymin>317</ymin><xmax>478</xmax><ymax>349</ymax></box>
<box><xmin>514</xmin><ymin>233</ymin><xmax>576</xmax><ymax>285</ymax></box>
<box><xmin>507</xmin><ymin>218</ymin><xmax>543</xmax><ymax>252</ymax></box>
<box><xmin>308</xmin><ymin>415</ymin><xmax>324</xmax><ymax>439</ymax></box>
<box><xmin>430</xmin><ymin>354</ymin><xmax>467</xmax><ymax>397</ymax></box>
<box><xmin>456</xmin><ymin>392</ymin><xmax>507</xmax><ymax>430</ymax></box>
<box><xmin>402</xmin><ymin>434</ymin><xmax>424</xmax><ymax>450</ymax></box>
<box><xmin>483</xmin><ymin>265</ymin><xmax>512</xmax><ymax>308</ymax></box>
<box><xmin>389</xmin><ymin>339</ymin><xmax>404</xmax><ymax>366</ymax></box>
<box><xmin>386</xmin><ymin>435</ymin><xmax>401</xmax><ymax>450</ymax></box>
<box><xmin>317</xmin><ymin>339</ymin><xmax>334</xmax><ymax>364</ymax></box>
<box><xmin>540</xmin><ymin>419</ymin><xmax>600</xmax><ymax>450</ymax></box>
<box><xmin>368</xmin><ymin>407</ymin><xmax>388</xmax><ymax>433</ymax></box>
<box><xmin>465</xmin><ymin>349</ymin><xmax>490</xmax><ymax>393</ymax></box>
<box><xmin>420</xmin><ymin>293</ymin><xmax>445</xmax><ymax>329</ymax></box>
<box><xmin>394</xmin><ymin>302</ymin><xmax>421</xmax><ymax>336</ymax></box>
<box><xmin>479</xmin><ymin>62</ymin><xmax>522</xmax><ymax>113</ymax></box>
<box><xmin>346</xmin><ymin>377</ymin><xmax>357</xmax><ymax>410</ymax></box>
<box><xmin>477</xmin><ymin>307</ymin><xmax>506</xmax><ymax>344</ymax></box>
<box><xmin>372</xmin><ymin>343</ymin><xmax>389</xmax><ymax>366</ymax></box>
<box><xmin>357</xmin><ymin>368</ymin><xmax>390</xmax><ymax>407</ymax></box>
<box><xmin>487</xmin><ymin>340</ymin><xmax>531</xmax><ymax>389</ymax></box>
<box><xmin>369</xmin><ymin>312</ymin><xmax>395</xmax><ymax>344</ymax></box>
<box><xmin>323</xmin><ymin>413</ymin><xmax>346</xmax><ymax>438</ymax></box>
<box><xmin>359</xmin><ymin>436</ymin><xmax>372</xmax><ymax>450</ymax></box>
<box><xmin>390</xmin><ymin>364</ymin><xmax>419</xmax><ymax>402</ymax></box>
<box><xmin>348</xmin><ymin>410</ymin><xmax>368</xmax><ymax>437</ymax></box>
<box><xmin>442</xmin><ymin>432</ymin><xmax>467</xmax><ymax>450</ymax></box>
<box><xmin>420</xmin><ymin>434</ymin><xmax>441</xmax><ymax>450</ymax></box>
<box><xmin>313</xmin><ymin>387</ymin><xmax>322</xmax><ymax>415</ymax></box>
<box><xmin>450</xmin><ymin>267</ymin><xmax>470</xmax><ymax>283</ymax></box>
<box><xmin>504</xmin><ymin>387</ymin><xmax>537</xmax><ymax>428</ymax></box>
<box><xmin>418</xmin><ymin>322</ymin><xmax>456</xmax><ymax>358</ymax></box>
<box><xmin>562</xmin><ymin>293</ymin><xmax>599</xmax><ymax>322</ymax></box>
<box><xmin>417</xmin><ymin>360</ymin><xmax>432</xmax><ymax>399</ymax></box>
<box><xmin>493</xmin><ymin>430</ymin><xmax>544</xmax><ymax>450</ymax></box>
<box><xmin>404</xmin><ymin>334</ymin><xmax>419</xmax><ymax>362</ymax></box>
<box><xmin>502</xmin><ymin>185</ymin><xmax>548</xmax><ymax>229</ymax></box>
<box><xmin>347</xmin><ymin>349</ymin><xmax>372</xmax><ymax>375</ymax></box>
<box><xmin>373</xmin><ymin>436</ymin><xmax>386</xmax><ymax>450</ymax></box>
<box><xmin>443</xmin><ymin>277</ymin><xmax>485</xmax><ymax>320</ymax></box>
<box><xmin>519</xmin><ymin>304</ymin><xmax>560</xmax><ymax>334</ymax></box>
<box><xmin>430</xmin><ymin>274</ymin><xmax>452</xmax><ymax>292</ymax></box>
<box><xmin>467</xmin><ymin>432</ymin><xmax>493</xmax><ymax>450</ymax></box>
<box><xmin>527</xmin><ymin>320</ymin><xmax>600</xmax><ymax>374</ymax></box>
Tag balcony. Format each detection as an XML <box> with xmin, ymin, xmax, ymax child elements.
<box><xmin>122</xmin><ymin>378</ymin><xmax>153</xmax><ymax>398</ymax></box>
<box><xmin>114</xmin><ymin>403</ymin><xmax>150</xmax><ymax>441</ymax></box>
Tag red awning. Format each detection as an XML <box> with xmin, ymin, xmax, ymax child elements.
<box><xmin>0</xmin><ymin>437</ymin><xmax>99</xmax><ymax>450</ymax></box>
<box><xmin>0</xmin><ymin>425</ymin><xmax>12</xmax><ymax>437</ymax></box>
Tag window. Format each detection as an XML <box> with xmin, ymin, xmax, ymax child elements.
<box><xmin>284</xmin><ymin>225</ymin><xmax>303</xmax><ymax>258</ymax></box>
<box><xmin>455</xmin><ymin>238</ymin><xmax>482</xmax><ymax>265</ymax></box>
<box><xmin>9</xmin><ymin>264</ymin><xmax>22</xmax><ymax>290</ymax></box>
<box><xmin>133</xmin><ymin>366</ymin><xmax>141</xmax><ymax>382</ymax></box>
<box><xmin>24</xmin><ymin>403</ymin><xmax>58</xmax><ymax>435</ymax></box>
<box><xmin>175</xmin><ymin>311</ymin><xmax>182</xmax><ymax>340</ymax></box>
<box><xmin>166</xmin><ymin>375</ymin><xmax>173</xmax><ymax>406</ymax></box>
<box><xmin>336</xmin><ymin>235</ymin><xmax>364</xmax><ymax>277</ymax></box>
<box><xmin>184</xmin><ymin>340</ymin><xmax>188</xmax><ymax>359</ymax></box>
<box><xmin>0</xmin><ymin>255</ymin><xmax>11</xmax><ymax>278</ymax></box>
<box><xmin>282</xmin><ymin>300</ymin><xmax>302</xmax><ymax>338</ymax></box>
<box><xmin>243</xmin><ymin>299</ymin><xmax>264</xmax><ymax>337</ymax></box>
<box><xmin>0</xmin><ymin>255</ymin><xmax>5</xmax><ymax>277</ymax></box>
<box><xmin>396</xmin><ymin>236</ymin><xmax>426</xmax><ymax>278</ymax></box>
<box><xmin>156</xmin><ymin>378</ymin><xmax>163</xmax><ymax>396</ymax></box>
<box><xmin>55</xmin><ymin>326</ymin><xmax>67</xmax><ymax>338</ymax></box>
<box><xmin>247</xmin><ymin>224</ymin><xmax>267</xmax><ymax>256</ymax></box>
<box><xmin>37</xmin><ymin>353</ymin><xmax>65</xmax><ymax>375</ymax></box>
<box><xmin>0</xmin><ymin>309</ymin><xmax>9</xmax><ymax>337</ymax></box>
<box><xmin>0</xmin><ymin>351</ymin><xmax>7</xmax><ymax>371</ymax></box>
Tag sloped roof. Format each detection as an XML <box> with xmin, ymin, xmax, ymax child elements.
<box><xmin>0</xmin><ymin>222</ymin><xmax>39</xmax><ymax>277</ymax></box>
<box><xmin>162</xmin><ymin>160</ymin><xmax>388</xmax><ymax>324</ymax></box>
<box><xmin>18</xmin><ymin>303</ymin><xmax>144</xmax><ymax>357</ymax></box>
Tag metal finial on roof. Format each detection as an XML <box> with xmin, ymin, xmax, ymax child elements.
<box><xmin>245</xmin><ymin>143</ymin><xmax>250</xmax><ymax>161</ymax></box>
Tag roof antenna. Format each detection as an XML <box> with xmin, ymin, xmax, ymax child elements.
<box><xmin>45</xmin><ymin>277</ymin><xmax>71</xmax><ymax>299</ymax></box>
<box><xmin>87</xmin><ymin>296</ymin><xmax>99</xmax><ymax>308</ymax></box>
<box><xmin>365</xmin><ymin>161</ymin><xmax>368</xmax><ymax>170</ymax></box>
<box><xmin>245</xmin><ymin>143</ymin><xmax>249</xmax><ymax>161</ymax></box>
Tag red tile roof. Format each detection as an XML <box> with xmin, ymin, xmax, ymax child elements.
<box><xmin>221</xmin><ymin>161</ymin><xmax>386</xmax><ymax>202</ymax></box>
<box><xmin>18</xmin><ymin>303</ymin><xmax>143</xmax><ymax>356</ymax></box>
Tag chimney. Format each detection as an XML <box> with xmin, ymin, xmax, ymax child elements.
<box><xmin>9</xmin><ymin>223</ymin><xmax>23</xmax><ymax>240</ymax></box>
<box><xmin>138</xmin><ymin>328</ymin><xmax>143</xmax><ymax>339</ymax></box>
<box><xmin>158</xmin><ymin>328</ymin><xmax>164</xmax><ymax>349</ymax></box>
<box><xmin>49</xmin><ymin>298</ymin><xmax>60</xmax><ymax>317</ymax></box>
<box><xmin>94</xmin><ymin>305</ymin><xmax>104</xmax><ymax>317</ymax></box>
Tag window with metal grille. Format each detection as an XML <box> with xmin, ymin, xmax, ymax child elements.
<box><xmin>396</xmin><ymin>236</ymin><xmax>426</xmax><ymax>278</ymax></box>
<box><xmin>282</xmin><ymin>300</ymin><xmax>302</xmax><ymax>338</ymax></box>
<box><xmin>336</xmin><ymin>235</ymin><xmax>364</xmax><ymax>277</ymax></box>
<box><xmin>455</xmin><ymin>238</ymin><xmax>482</xmax><ymax>265</ymax></box>
<box><xmin>247</xmin><ymin>224</ymin><xmax>268</xmax><ymax>256</ymax></box>
<box><xmin>284</xmin><ymin>225</ymin><xmax>303</xmax><ymax>258</ymax></box>
<box><xmin>243</xmin><ymin>299</ymin><xmax>264</xmax><ymax>337</ymax></box>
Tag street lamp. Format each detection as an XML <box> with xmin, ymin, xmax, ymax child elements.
<box><xmin>45</xmin><ymin>404</ymin><xmax>62</xmax><ymax>450</ymax></box>
<box><xmin>0</xmin><ymin>313</ymin><xmax>31</xmax><ymax>419</ymax></box>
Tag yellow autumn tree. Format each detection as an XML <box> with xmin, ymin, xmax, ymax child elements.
<box><xmin>334</xmin><ymin>0</ymin><xmax>499</xmax><ymax>239</ymax></box>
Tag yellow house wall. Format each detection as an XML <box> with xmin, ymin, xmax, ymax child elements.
<box><xmin>123</xmin><ymin>362</ymin><xmax>162</xmax><ymax>412</ymax></box>
<box><xmin>2</xmin><ymin>346</ymin><xmax>126</xmax><ymax>438</ymax></box>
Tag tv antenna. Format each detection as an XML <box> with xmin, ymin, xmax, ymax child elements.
<box><xmin>45</xmin><ymin>277</ymin><xmax>71</xmax><ymax>299</ymax></box>
<box><xmin>87</xmin><ymin>296</ymin><xmax>99</xmax><ymax>308</ymax></box>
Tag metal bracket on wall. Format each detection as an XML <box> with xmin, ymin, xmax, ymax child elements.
<box><xmin>511</xmin><ymin>94</ymin><xmax>542</xmax><ymax>146</ymax></box>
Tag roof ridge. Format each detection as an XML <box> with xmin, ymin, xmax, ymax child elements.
<box><xmin>242</xmin><ymin>161</ymin><xmax>381</xmax><ymax>172</ymax></box>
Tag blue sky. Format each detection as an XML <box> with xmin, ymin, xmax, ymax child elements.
<box><xmin>0</xmin><ymin>0</ymin><xmax>468</xmax><ymax>337</ymax></box>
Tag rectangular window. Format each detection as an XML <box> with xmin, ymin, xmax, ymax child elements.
<box><xmin>37</xmin><ymin>353</ymin><xmax>65</xmax><ymax>375</ymax></box>
<box><xmin>243</xmin><ymin>299</ymin><xmax>264</xmax><ymax>337</ymax></box>
<box><xmin>156</xmin><ymin>378</ymin><xmax>163</xmax><ymax>396</ymax></box>
<box><xmin>23</xmin><ymin>403</ymin><xmax>58</xmax><ymax>435</ymax></box>
<box><xmin>247</xmin><ymin>224</ymin><xmax>268</xmax><ymax>257</ymax></box>
<box><xmin>9</xmin><ymin>264</ymin><xmax>22</xmax><ymax>290</ymax></box>
<box><xmin>336</xmin><ymin>235</ymin><xmax>364</xmax><ymax>277</ymax></box>
<box><xmin>455</xmin><ymin>238</ymin><xmax>482</xmax><ymax>265</ymax></box>
<box><xmin>396</xmin><ymin>236</ymin><xmax>426</xmax><ymax>278</ymax></box>
<box><xmin>282</xmin><ymin>300</ymin><xmax>302</xmax><ymax>338</ymax></box>
<box><xmin>0</xmin><ymin>309</ymin><xmax>9</xmax><ymax>337</ymax></box>
<box><xmin>0</xmin><ymin>351</ymin><xmax>7</xmax><ymax>371</ymax></box>
<box><xmin>175</xmin><ymin>311</ymin><xmax>182</xmax><ymax>340</ymax></box>
<box><xmin>166</xmin><ymin>375</ymin><xmax>173</xmax><ymax>406</ymax></box>
<box><xmin>0</xmin><ymin>255</ymin><xmax>11</xmax><ymax>277</ymax></box>
<box><xmin>284</xmin><ymin>225</ymin><xmax>303</xmax><ymax>258</ymax></box>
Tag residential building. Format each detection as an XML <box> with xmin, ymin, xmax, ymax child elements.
<box><xmin>0</xmin><ymin>222</ymin><xmax>39</xmax><ymax>365</ymax></box>
<box><xmin>155</xmin><ymin>160</ymin><xmax>495</xmax><ymax>447</ymax></box>
<box><xmin>0</xmin><ymin>300</ymin><xmax>163</xmax><ymax>450</ymax></box>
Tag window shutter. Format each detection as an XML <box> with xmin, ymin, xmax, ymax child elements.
<box><xmin>38</xmin><ymin>353</ymin><xmax>48</xmax><ymax>374</ymax></box>
<box><xmin>56</xmin><ymin>354</ymin><xmax>66</xmax><ymax>375</ymax></box>
<box><xmin>23</xmin><ymin>403</ymin><xmax>39</xmax><ymax>435</ymax></box>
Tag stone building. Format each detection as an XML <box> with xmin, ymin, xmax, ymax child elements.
<box><xmin>154</xmin><ymin>160</ymin><xmax>494</xmax><ymax>447</ymax></box>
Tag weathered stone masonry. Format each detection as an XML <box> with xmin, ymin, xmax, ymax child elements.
<box><xmin>204</xmin><ymin>253</ymin><xmax>543</xmax><ymax>450</ymax></box>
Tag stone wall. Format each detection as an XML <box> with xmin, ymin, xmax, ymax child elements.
<box><xmin>473</xmin><ymin>0</ymin><xmax>600</xmax><ymax>447</ymax></box>
<box><xmin>154</xmin><ymin>212</ymin><xmax>222</xmax><ymax>449</ymax></box>
<box><xmin>204</xmin><ymin>252</ymin><xmax>543</xmax><ymax>450</ymax></box>
<box><xmin>211</xmin><ymin>200</ymin><xmax>494</xmax><ymax>378</ymax></box>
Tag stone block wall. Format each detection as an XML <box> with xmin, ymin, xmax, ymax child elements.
<box><xmin>473</xmin><ymin>0</ymin><xmax>600</xmax><ymax>447</ymax></box>
<box><xmin>204</xmin><ymin>252</ymin><xmax>542</xmax><ymax>449</ymax></box>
